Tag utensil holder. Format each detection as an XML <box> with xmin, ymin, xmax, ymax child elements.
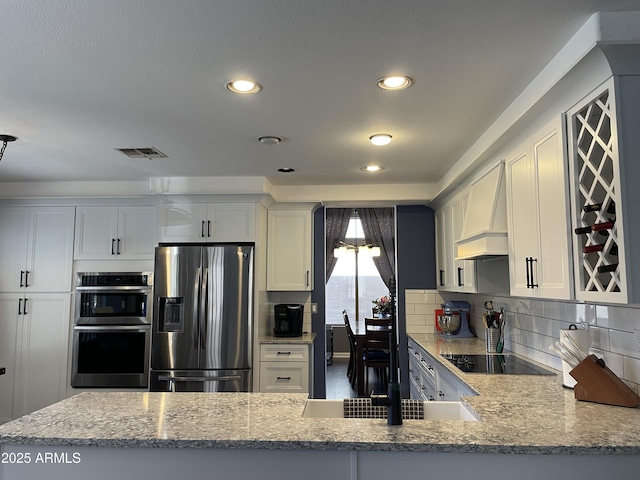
<box><xmin>485</xmin><ymin>328</ymin><xmax>501</xmax><ymax>353</ymax></box>
<box><xmin>569</xmin><ymin>354</ymin><xmax>640</xmax><ymax>408</ymax></box>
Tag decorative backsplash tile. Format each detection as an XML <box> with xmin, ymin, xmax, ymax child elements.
<box><xmin>404</xmin><ymin>289</ymin><xmax>640</xmax><ymax>394</ymax></box>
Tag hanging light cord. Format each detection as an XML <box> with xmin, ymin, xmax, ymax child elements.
<box><xmin>0</xmin><ymin>140</ymin><xmax>8</xmax><ymax>162</ymax></box>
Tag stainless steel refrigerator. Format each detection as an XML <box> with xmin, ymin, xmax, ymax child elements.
<box><xmin>150</xmin><ymin>244</ymin><xmax>253</xmax><ymax>392</ymax></box>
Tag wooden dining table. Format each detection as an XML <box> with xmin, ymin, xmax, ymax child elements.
<box><xmin>351</xmin><ymin>318</ymin><xmax>392</xmax><ymax>396</ymax></box>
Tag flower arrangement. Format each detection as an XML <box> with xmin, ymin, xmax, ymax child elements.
<box><xmin>372</xmin><ymin>295</ymin><xmax>392</xmax><ymax>315</ymax></box>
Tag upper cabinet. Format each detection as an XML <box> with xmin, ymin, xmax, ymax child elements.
<box><xmin>267</xmin><ymin>208</ymin><xmax>313</xmax><ymax>291</ymax></box>
<box><xmin>566</xmin><ymin>77</ymin><xmax>640</xmax><ymax>304</ymax></box>
<box><xmin>74</xmin><ymin>206</ymin><xmax>156</xmax><ymax>260</ymax></box>
<box><xmin>435</xmin><ymin>195</ymin><xmax>476</xmax><ymax>293</ymax></box>
<box><xmin>505</xmin><ymin>120</ymin><xmax>572</xmax><ymax>299</ymax></box>
<box><xmin>158</xmin><ymin>202</ymin><xmax>255</xmax><ymax>243</ymax></box>
<box><xmin>0</xmin><ymin>206</ymin><xmax>75</xmax><ymax>293</ymax></box>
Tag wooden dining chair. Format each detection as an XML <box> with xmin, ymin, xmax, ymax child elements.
<box><xmin>342</xmin><ymin>310</ymin><xmax>357</xmax><ymax>387</ymax></box>
<box><xmin>362</xmin><ymin>317</ymin><xmax>391</xmax><ymax>394</ymax></box>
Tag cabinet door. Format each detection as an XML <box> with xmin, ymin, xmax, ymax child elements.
<box><xmin>207</xmin><ymin>203</ymin><xmax>255</xmax><ymax>242</ymax></box>
<box><xmin>26</xmin><ymin>207</ymin><xmax>75</xmax><ymax>292</ymax></box>
<box><xmin>74</xmin><ymin>207</ymin><xmax>118</xmax><ymax>260</ymax></box>
<box><xmin>533</xmin><ymin>129</ymin><xmax>571</xmax><ymax>299</ymax></box>
<box><xmin>452</xmin><ymin>197</ymin><xmax>476</xmax><ymax>293</ymax></box>
<box><xmin>506</xmin><ymin>147</ymin><xmax>538</xmax><ymax>297</ymax></box>
<box><xmin>14</xmin><ymin>294</ymin><xmax>70</xmax><ymax>418</ymax></box>
<box><xmin>0</xmin><ymin>295</ymin><xmax>20</xmax><ymax>424</ymax></box>
<box><xmin>437</xmin><ymin>205</ymin><xmax>454</xmax><ymax>290</ymax></box>
<box><xmin>158</xmin><ymin>203</ymin><xmax>207</xmax><ymax>243</ymax></box>
<box><xmin>0</xmin><ymin>208</ymin><xmax>29</xmax><ymax>292</ymax></box>
<box><xmin>117</xmin><ymin>206</ymin><xmax>156</xmax><ymax>259</ymax></box>
<box><xmin>267</xmin><ymin>210</ymin><xmax>312</xmax><ymax>291</ymax></box>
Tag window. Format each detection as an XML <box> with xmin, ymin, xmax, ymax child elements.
<box><xmin>325</xmin><ymin>215</ymin><xmax>388</xmax><ymax>325</ymax></box>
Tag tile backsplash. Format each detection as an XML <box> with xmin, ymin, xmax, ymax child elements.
<box><xmin>404</xmin><ymin>289</ymin><xmax>640</xmax><ymax>394</ymax></box>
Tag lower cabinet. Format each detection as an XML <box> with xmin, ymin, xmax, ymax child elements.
<box><xmin>0</xmin><ymin>293</ymin><xmax>70</xmax><ymax>422</ymax></box>
<box><xmin>407</xmin><ymin>338</ymin><xmax>475</xmax><ymax>402</ymax></box>
<box><xmin>259</xmin><ymin>343</ymin><xmax>312</xmax><ymax>394</ymax></box>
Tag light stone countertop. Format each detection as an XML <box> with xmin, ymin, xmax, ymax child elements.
<box><xmin>259</xmin><ymin>333</ymin><xmax>316</xmax><ymax>344</ymax></box>
<box><xmin>1</xmin><ymin>334</ymin><xmax>640</xmax><ymax>454</ymax></box>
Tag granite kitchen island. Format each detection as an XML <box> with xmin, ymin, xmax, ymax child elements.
<box><xmin>2</xmin><ymin>336</ymin><xmax>640</xmax><ymax>479</ymax></box>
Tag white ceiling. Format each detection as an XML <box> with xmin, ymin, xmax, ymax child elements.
<box><xmin>1</xmin><ymin>0</ymin><xmax>639</xmax><ymax>188</ymax></box>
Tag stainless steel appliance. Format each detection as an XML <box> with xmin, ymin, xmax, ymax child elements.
<box><xmin>150</xmin><ymin>244</ymin><xmax>254</xmax><ymax>392</ymax></box>
<box><xmin>71</xmin><ymin>272</ymin><xmax>153</xmax><ymax>388</ymax></box>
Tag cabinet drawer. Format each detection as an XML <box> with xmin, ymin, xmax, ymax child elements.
<box><xmin>259</xmin><ymin>362</ymin><xmax>308</xmax><ymax>393</ymax></box>
<box><xmin>260</xmin><ymin>344</ymin><xmax>308</xmax><ymax>362</ymax></box>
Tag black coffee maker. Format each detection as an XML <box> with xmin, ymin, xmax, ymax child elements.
<box><xmin>273</xmin><ymin>304</ymin><xmax>303</xmax><ymax>337</ymax></box>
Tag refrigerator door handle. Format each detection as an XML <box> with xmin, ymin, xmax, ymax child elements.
<box><xmin>194</xmin><ymin>267</ymin><xmax>202</xmax><ymax>349</ymax></box>
<box><xmin>158</xmin><ymin>375</ymin><xmax>242</xmax><ymax>382</ymax></box>
<box><xmin>201</xmin><ymin>267</ymin><xmax>209</xmax><ymax>349</ymax></box>
<box><xmin>158</xmin><ymin>374</ymin><xmax>242</xmax><ymax>392</ymax></box>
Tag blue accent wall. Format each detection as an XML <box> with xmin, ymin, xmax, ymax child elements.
<box><xmin>311</xmin><ymin>206</ymin><xmax>326</xmax><ymax>398</ymax></box>
<box><xmin>396</xmin><ymin>205</ymin><xmax>436</xmax><ymax>396</ymax></box>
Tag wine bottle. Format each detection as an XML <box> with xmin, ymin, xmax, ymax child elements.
<box><xmin>591</xmin><ymin>220</ymin><xmax>615</xmax><ymax>232</ymax></box>
<box><xmin>583</xmin><ymin>244</ymin><xmax>604</xmax><ymax>253</ymax></box>
<box><xmin>597</xmin><ymin>263</ymin><xmax>618</xmax><ymax>273</ymax></box>
<box><xmin>574</xmin><ymin>226</ymin><xmax>591</xmax><ymax>235</ymax></box>
<box><xmin>583</xmin><ymin>202</ymin><xmax>616</xmax><ymax>214</ymax></box>
<box><xmin>583</xmin><ymin>244</ymin><xmax>618</xmax><ymax>255</ymax></box>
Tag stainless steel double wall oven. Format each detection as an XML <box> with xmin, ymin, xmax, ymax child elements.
<box><xmin>71</xmin><ymin>272</ymin><xmax>152</xmax><ymax>388</ymax></box>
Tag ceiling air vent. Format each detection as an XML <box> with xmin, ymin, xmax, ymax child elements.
<box><xmin>116</xmin><ymin>147</ymin><xmax>167</xmax><ymax>159</ymax></box>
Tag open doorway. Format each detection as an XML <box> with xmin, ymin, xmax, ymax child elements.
<box><xmin>324</xmin><ymin>208</ymin><xmax>395</xmax><ymax>398</ymax></box>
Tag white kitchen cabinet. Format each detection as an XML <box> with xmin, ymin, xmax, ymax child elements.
<box><xmin>435</xmin><ymin>194</ymin><xmax>476</xmax><ymax>293</ymax></box>
<box><xmin>267</xmin><ymin>209</ymin><xmax>313</xmax><ymax>291</ymax></box>
<box><xmin>0</xmin><ymin>206</ymin><xmax>75</xmax><ymax>293</ymax></box>
<box><xmin>74</xmin><ymin>206</ymin><xmax>155</xmax><ymax>260</ymax></box>
<box><xmin>158</xmin><ymin>202</ymin><xmax>256</xmax><ymax>243</ymax></box>
<box><xmin>505</xmin><ymin>121</ymin><xmax>572</xmax><ymax>299</ymax></box>
<box><xmin>0</xmin><ymin>293</ymin><xmax>70</xmax><ymax>420</ymax></box>
<box><xmin>566</xmin><ymin>78</ymin><xmax>640</xmax><ymax>304</ymax></box>
<box><xmin>407</xmin><ymin>338</ymin><xmax>475</xmax><ymax>402</ymax></box>
<box><xmin>259</xmin><ymin>343</ymin><xmax>312</xmax><ymax>394</ymax></box>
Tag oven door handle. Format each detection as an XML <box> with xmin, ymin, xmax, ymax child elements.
<box><xmin>74</xmin><ymin>325</ymin><xmax>150</xmax><ymax>331</ymax></box>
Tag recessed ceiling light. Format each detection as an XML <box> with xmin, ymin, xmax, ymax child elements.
<box><xmin>369</xmin><ymin>134</ymin><xmax>392</xmax><ymax>146</ymax></box>
<box><xmin>258</xmin><ymin>136</ymin><xmax>282</xmax><ymax>145</ymax></box>
<box><xmin>278</xmin><ymin>167</ymin><xmax>295</xmax><ymax>173</ymax></box>
<box><xmin>226</xmin><ymin>79</ymin><xmax>262</xmax><ymax>94</ymax></box>
<box><xmin>361</xmin><ymin>165</ymin><xmax>384</xmax><ymax>172</ymax></box>
<box><xmin>377</xmin><ymin>76</ymin><xmax>413</xmax><ymax>90</ymax></box>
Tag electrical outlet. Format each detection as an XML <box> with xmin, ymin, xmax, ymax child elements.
<box><xmin>311</xmin><ymin>303</ymin><xmax>318</xmax><ymax>314</ymax></box>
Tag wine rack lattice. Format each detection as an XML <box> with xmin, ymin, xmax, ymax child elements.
<box><xmin>573</xmin><ymin>89</ymin><xmax>620</xmax><ymax>293</ymax></box>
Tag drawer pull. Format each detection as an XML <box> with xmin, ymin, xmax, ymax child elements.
<box><xmin>277</xmin><ymin>351</ymin><xmax>292</xmax><ymax>355</ymax></box>
<box><xmin>276</xmin><ymin>376</ymin><xmax>291</xmax><ymax>381</ymax></box>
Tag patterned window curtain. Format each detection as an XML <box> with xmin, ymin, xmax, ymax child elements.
<box><xmin>359</xmin><ymin>208</ymin><xmax>396</xmax><ymax>288</ymax></box>
<box><xmin>325</xmin><ymin>208</ymin><xmax>353</xmax><ymax>281</ymax></box>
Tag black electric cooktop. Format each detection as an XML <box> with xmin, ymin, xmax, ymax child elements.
<box><xmin>440</xmin><ymin>354</ymin><xmax>557</xmax><ymax>375</ymax></box>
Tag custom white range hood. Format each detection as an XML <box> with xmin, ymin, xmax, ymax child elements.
<box><xmin>455</xmin><ymin>161</ymin><xmax>508</xmax><ymax>260</ymax></box>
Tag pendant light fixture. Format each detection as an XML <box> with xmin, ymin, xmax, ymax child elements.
<box><xmin>0</xmin><ymin>135</ymin><xmax>17</xmax><ymax>163</ymax></box>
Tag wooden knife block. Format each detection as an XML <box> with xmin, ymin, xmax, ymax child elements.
<box><xmin>569</xmin><ymin>354</ymin><xmax>640</xmax><ymax>408</ymax></box>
